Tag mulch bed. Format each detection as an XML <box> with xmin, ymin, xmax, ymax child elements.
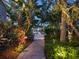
<box><xmin>0</xmin><ymin>39</ymin><xmax>32</xmax><ymax>59</ymax></box>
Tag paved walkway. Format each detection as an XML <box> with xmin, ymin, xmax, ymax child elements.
<box><xmin>17</xmin><ymin>40</ymin><xmax>46</xmax><ymax>59</ymax></box>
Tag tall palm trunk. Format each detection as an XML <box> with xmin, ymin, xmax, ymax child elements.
<box><xmin>60</xmin><ymin>0</ymin><xmax>67</xmax><ymax>43</ymax></box>
<box><xmin>60</xmin><ymin>11</ymin><xmax>66</xmax><ymax>43</ymax></box>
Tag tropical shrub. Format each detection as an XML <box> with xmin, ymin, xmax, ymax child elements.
<box><xmin>45</xmin><ymin>35</ymin><xmax>79</xmax><ymax>59</ymax></box>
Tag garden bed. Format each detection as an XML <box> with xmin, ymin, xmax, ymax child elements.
<box><xmin>0</xmin><ymin>39</ymin><xmax>32</xmax><ymax>59</ymax></box>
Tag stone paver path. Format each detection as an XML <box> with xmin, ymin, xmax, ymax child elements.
<box><xmin>17</xmin><ymin>40</ymin><xmax>45</xmax><ymax>59</ymax></box>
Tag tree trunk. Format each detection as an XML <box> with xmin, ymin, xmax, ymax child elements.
<box><xmin>59</xmin><ymin>0</ymin><xmax>67</xmax><ymax>43</ymax></box>
<box><xmin>60</xmin><ymin>11</ymin><xmax>66</xmax><ymax>43</ymax></box>
<box><xmin>70</xmin><ymin>24</ymin><xmax>79</xmax><ymax>38</ymax></box>
<box><xmin>17</xmin><ymin>13</ymin><xmax>22</xmax><ymax>27</ymax></box>
<box><xmin>25</xmin><ymin>17</ymin><xmax>31</xmax><ymax>34</ymax></box>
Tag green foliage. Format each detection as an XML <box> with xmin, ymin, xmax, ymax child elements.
<box><xmin>52</xmin><ymin>4</ymin><xmax>61</xmax><ymax>14</ymax></box>
<box><xmin>4</xmin><ymin>29</ymin><xmax>18</xmax><ymax>40</ymax></box>
<box><xmin>45</xmin><ymin>35</ymin><xmax>79</xmax><ymax>59</ymax></box>
<box><xmin>3</xmin><ymin>26</ymin><xmax>19</xmax><ymax>45</ymax></box>
<box><xmin>69</xmin><ymin>5</ymin><xmax>79</xmax><ymax>20</ymax></box>
<box><xmin>51</xmin><ymin>4</ymin><xmax>61</xmax><ymax>22</ymax></box>
<box><xmin>54</xmin><ymin>46</ymin><xmax>67</xmax><ymax>59</ymax></box>
<box><xmin>53</xmin><ymin>45</ymin><xmax>79</xmax><ymax>59</ymax></box>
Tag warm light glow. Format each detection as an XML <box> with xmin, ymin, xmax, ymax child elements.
<box><xmin>15</xmin><ymin>44</ymin><xmax>25</xmax><ymax>52</ymax></box>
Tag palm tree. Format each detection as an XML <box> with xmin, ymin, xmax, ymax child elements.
<box><xmin>59</xmin><ymin>0</ymin><xmax>79</xmax><ymax>42</ymax></box>
<box><xmin>59</xmin><ymin>0</ymin><xmax>67</xmax><ymax>43</ymax></box>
